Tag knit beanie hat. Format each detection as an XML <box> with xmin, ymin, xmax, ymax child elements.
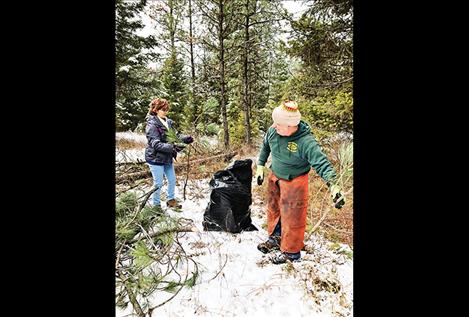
<box><xmin>272</xmin><ymin>100</ymin><xmax>301</xmax><ymax>126</ymax></box>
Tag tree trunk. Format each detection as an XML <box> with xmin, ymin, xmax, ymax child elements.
<box><xmin>189</xmin><ymin>0</ymin><xmax>196</xmax><ymax>83</ymax></box>
<box><xmin>188</xmin><ymin>0</ymin><xmax>197</xmax><ymax>115</ymax></box>
<box><xmin>169</xmin><ymin>0</ymin><xmax>176</xmax><ymax>51</ymax></box>
<box><xmin>218</xmin><ymin>0</ymin><xmax>230</xmax><ymax>150</ymax></box>
<box><xmin>242</xmin><ymin>0</ymin><xmax>252</xmax><ymax>144</ymax></box>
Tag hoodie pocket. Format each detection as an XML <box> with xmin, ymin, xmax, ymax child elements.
<box><xmin>155</xmin><ymin>152</ymin><xmax>165</xmax><ymax>162</ymax></box>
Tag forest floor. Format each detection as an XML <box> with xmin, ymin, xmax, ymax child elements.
<box><xmin>116</xmin><ymin>132</ymin><xmax>353</xmax><ymax>317</ymax></box>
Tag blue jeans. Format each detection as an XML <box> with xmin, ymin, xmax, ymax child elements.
<box><xmin>148</xmin><ymin>163</ymin><xmax>176</xmax><ymax>206</ymax></box>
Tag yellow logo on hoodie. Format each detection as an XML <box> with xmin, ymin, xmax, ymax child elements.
<box><xmin>287</xmin><ymin>142</ymin><xmax>298</xmax><ymax>152</ymax></box>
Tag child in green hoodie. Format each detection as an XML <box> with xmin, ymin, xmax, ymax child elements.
<box><xmin>255</xmin><ymin>100</ymin><xmax>346</xmax><ymax>264</ymax></box>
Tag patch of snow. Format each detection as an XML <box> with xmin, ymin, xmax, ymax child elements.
<box><xmin>116</xmin><ymin>175</ymin><xmax>353</xmax><ymax>317</ymax></box>
<box><xmin>118</xmin><ymin>65</ymin><xmax>131</xmax><ymax>72</ymax></box>
<box><xmin>116</xmin><ymin>131</ymin><xmax>147</xmax><ymax>144</ymax></box>
<box><xmin>116</xmin><ymin>148</ymin><xmax>145</xmax><ymax>163</ymax></box>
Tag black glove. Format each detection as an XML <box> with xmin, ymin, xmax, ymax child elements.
<box><xmin>182</xmin><ymin>135</ymin><xmax>194</xmax><ymax>144</ymax></box>
<box><xmin>174</xmin><ymin>144</ymin><xmax>186</xmax><ymax>152</ymax></box>
<box><xmin>332</xmin><ymin>192</ymin><xmax>345</xmax><ymax>209</ymax></box>
<box><xmin>172</xmin><ymin>148</ymin><xmax>178</xmax><ymax>159</ymax></box>
<box><xmin>330</xmin><ymin>184</ymin><xmax>346</xmax><ymax>209</ymax></box>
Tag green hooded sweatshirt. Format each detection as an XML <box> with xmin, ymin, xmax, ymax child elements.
<box><xmin>257</xmin><ymin>121</ymin><xmax>337</xmax><ymax>183</ymax></box>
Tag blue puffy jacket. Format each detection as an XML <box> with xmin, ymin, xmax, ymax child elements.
<box><xmin>145</xmin><ymin>115</ymin><xmax>190</xmax><ymax>165</ymax></box>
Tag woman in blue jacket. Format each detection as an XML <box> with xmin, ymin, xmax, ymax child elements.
<box><xmin>145</xmin><ymin>98</ymin><xmax>193</xmax><ymax>208</ymax></box>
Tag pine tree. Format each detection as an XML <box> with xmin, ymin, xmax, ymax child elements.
<box><xmin>160</xmin><ymin>50</ymin><xmax>188</xmax><ymax>126</ymax></box>
<box><xmin>285</xmin><ymin>0</ymin><xmax>353</xmax><ymax>133</ymax></box>
<box><xmin>226</xmin><ymin>0</ymin><xmax>281</xmax><ymax>143</ymax></box>
<box><xmin>116</xmin><ymin>0</ymin><xmax>161</xmax><ymax>131</ymax></box>
<box><xmin>148</xmin><ymin>0</ymin><xmax>189</xmax><ymax>129</ymax></box>
<box><xmin>197</xmin><ymin>0</ymin><xmax>242</xmax><ymax>150</ymax></box>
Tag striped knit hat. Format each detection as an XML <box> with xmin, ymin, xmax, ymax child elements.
<box><xmin>272</xmin><ymin>100</ymin><xmax>301</xmax><ymax>126</ymax></box>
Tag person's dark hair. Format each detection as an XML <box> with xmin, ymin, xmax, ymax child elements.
<box><xmin>148</xmin><ymin>98</ymin><xmax>170</xmax><ymax>115</ymax></box>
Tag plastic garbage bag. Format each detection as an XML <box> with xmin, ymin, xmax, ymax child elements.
<box><xmin>203</xmin><ymin>159</ymin><xmax>258</xmax><ymax>233</ymax></box>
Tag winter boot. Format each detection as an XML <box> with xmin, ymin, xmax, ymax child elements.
<box><xmin>167</xmin><ymin>199</ymin><xmax>182</xmax><ymax>209</ymax></box>
<box><xmin>271</xmin><ymin>251</ymin><xmax>301</xmax><ymax>264</ymax></box>
<box><xmin>257</xmin><ymin>236</ymin><xmax>281</xmax><ymax>254</ymax></box>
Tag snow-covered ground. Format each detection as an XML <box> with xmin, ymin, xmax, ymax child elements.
<box><xmin>116</xmin><ymin>169</ymin><xmax>353</xmax><ymax>317</ymax></box>
<box><xmin>116</xmin><ymin>148</ymin><xmax>145</xmax><ymax>163</ymax></box>
<box><xmin>116</xmin><ymin>132</ymin><xmax>146</xmax><ymax>163</ymax></box>
<box><xmin>116</xmin><ymin>131</ymin><xmax>148</xmax><ymax>144</ymax></box>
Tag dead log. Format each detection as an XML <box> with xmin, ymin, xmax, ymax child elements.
<box><xmin>129</xmin><ymin>226</ymin><xmax>195</xmax><ymax>244</ymax></box>
<box><xmin>115</xmin><ymin>160</ymin><xmax>146</xmax><ymax>166</ymax></box>
<box><xmin>116</xmin><ymin>170</ymin><xmax>152</xmax><ymax>184</ymax></box>
<box><xmin>116</xmin><ymin>152</ymin><xmax>237</xmax><ymax>184</ymax></box>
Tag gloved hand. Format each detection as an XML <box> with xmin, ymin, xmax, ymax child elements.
<box><xmin>172</xmin><ymin>148</ymin><xmax>178</xmax><ymax>159</ymax></box>
<box><xmin>182</xmin><ymin>135</ymin><xmax>194</xmax><ymax>144</ymax></box>
<box><xmin>330</xmin><ymin>184</ymin><xmax>346</xmax><ymax>209</ymax></box>
<box><xmin>255</xmin><ymin>165</ymin><xmax>266</xmax><ymax>185</ymax></box>
<box><xmin>174</xmin><ymin>144</ymin><xmax>186</xmax><ymax>152</ymax></box>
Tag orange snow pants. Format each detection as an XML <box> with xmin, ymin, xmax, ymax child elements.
<box><xmin>266</xmin><ymin>172</ymin><xmax>309</xmax><ymax>253</ymax></box>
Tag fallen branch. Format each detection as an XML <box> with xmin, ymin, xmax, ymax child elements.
<box><xmin>118</xmin><ymin>270</ymin><xmax>145</xmax><ymax>317</ymax></box>
<box><xmin>308</xmin><ymin>187</ymin><xmax>353</xmax><ymax>238</ymax></box>
<box><xmin>136</xmin><ymin>187</ymin><xmax>158</xmax><ymax>214</ymax></box>
<box><xmin>323</xmin><ymin>221</ymin><xmax>353</xmax><ymax>235</ymax></box>
<box><xmin>129</xmin><ymin>226</ymin><xmax>195</xmax><ymax>244</ymax></box>
<box><xmin>310</xmin><ymin>206</ymin><xmax>333</xmax><ymax>234</ymax></box>
<box><xmin>115</xmin><ymin>178</ymin><xmax>149</xmax><ymax>196</ymax></box>
<box><xmin>116</xmin><ymin>160</ymin><xmax>146</xmax><ymax>166</ymax></box>
<box><xmin>116</xmin><ymin>152</ymin><xmax>237</xmax><ymax>184</ymax></box>
<box><xmin>116</xmin><ymin>170</ymin><xmax>152</xmax><ymax>184</ymax></box>
<box><xmin>208</xmin><ymin>254</ymin><xmax>228</xmax><ymax>282</ymax></box>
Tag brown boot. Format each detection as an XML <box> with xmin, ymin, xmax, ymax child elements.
<box><xmin>257</xmin><ymin>236</ymin><xmax>281</xmax><ymax>254</ymax></box>
<box><xmin>167</xmin><ymin>199</ymin><xmax>182</xmax><ymax>208</ymax></box>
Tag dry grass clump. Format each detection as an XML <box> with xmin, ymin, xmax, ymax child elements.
<box><xmin>116</xmin><ymin>138</ymin><xmax>146</xmax><ymax>150</ymax></box>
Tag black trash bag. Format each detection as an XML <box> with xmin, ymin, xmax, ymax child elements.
<box><xmin>203</xmin><ymin>159</ymin><xmax>258</xmax><ymax>233</ymax></box>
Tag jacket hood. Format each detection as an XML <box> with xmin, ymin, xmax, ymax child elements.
<box><xmin>286</xmin><ymin>120</ymin><xmax>312</xmax><ymax>141</ymax></box>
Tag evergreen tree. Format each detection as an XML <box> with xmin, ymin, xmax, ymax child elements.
<box><xmin>148</xmin><ymin>0</ymin><xmax>189</xmax><ymax>129</ymax></box>
<box><xmin>226</xmin><ymin>0</ymin><xmax>281</xmax><ymax>143</ymax></box>
<box><xmin>160</xmin><ymin>50</ymin><xmax>188</xmax><ymax>127</ymax></box>
<box><xmin>285</xmin><ymin>0</ymin><xmax>353</xmax><ymax>133</ymax></box>
<box><xmin>194</xmin><ymin>51</ymin><xmax>221</xmax><ymax>133</ymax></box>
<box><xmin>116</xmin><ymin>0</ymin><xmax>161</xmax><ymax>131</ymax></box>
<box><xmin>197</xmin><ymin>0</ymin><xmax>242</xmax><ymax>150</ymax></box>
